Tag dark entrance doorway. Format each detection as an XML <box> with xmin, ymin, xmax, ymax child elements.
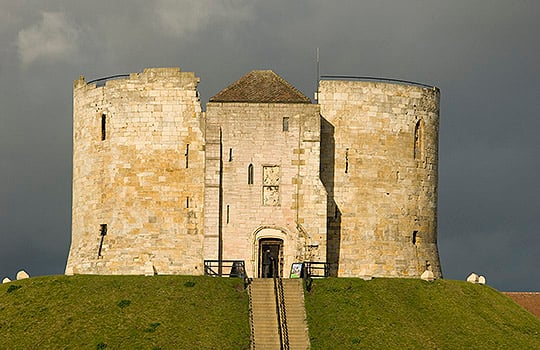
<box><xmin>258</xmin><ymin>238</ymin><xmax>283</xmax><ymax>278</ymax></box>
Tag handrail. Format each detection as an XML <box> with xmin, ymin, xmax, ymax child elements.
<box><xmin>302</xmin><ymin>261</ymin><xmax>329</xmax><ymax>292</ymax></box>
<box><xmin>320</xmin><ymin>75</ymin><xmax>436</xmax><ymax>89</ymax></box>
<box><xmin>304</xmin><ymin>261</ymin><xmax>329</xmax><ymax>278</ymax></box>
<box><xmin>204</xmin><ymin>259</ymin><xmax>249</xmax><ymax>287</ymax></box>
<box><xmin>276</xmin><ymin>277</ymin><xmax>289</xmax><ymax>350</ymax></box>
<box><xmin>247</xmin><ymin>284</ymin><xmax>256</xmax><ymax>350</ymax></box>
<box><xmin>273</xmin><ymin>259</ymin><xmax>289</xmax><ymax>350</ymax></box>
<box><xmin>273</xmin><ymin>276</ymin><xmax>284</xmax><ymax>349</ymax></box>
<box><xmin>204</xmin><ymin>260</ymin><xmax>246</xmax><ymax>278</ymax></box>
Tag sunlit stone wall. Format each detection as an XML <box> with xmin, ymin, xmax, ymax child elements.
<box><xmin>204</xmin><ymin>102</ymin><xmax>327</xmax><ymax>277</ymax></box>
<box><xmin>319</xmin><ymin>80</ymin><xmax>442</xmax><ymax>278</ymax></box>
<box><xmin>66</xmin><ymin>68</ymin><xmax>205</xmax><ymax>275</ymax></box>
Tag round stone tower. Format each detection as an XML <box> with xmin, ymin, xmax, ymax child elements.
<box><xmin>319</xmin><ymin>78</ymin><xmax>442</xmax><ymax>278</ymax></box>
<box><xmin>66</xmin><ymin>68</ymin><xmax>205</xmax><ymax>275</ymax></box>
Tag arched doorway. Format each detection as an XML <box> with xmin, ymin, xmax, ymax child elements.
<box><xmin>258</xmin><ymin>238</ymin><xmax>283</xmax><ymax>278</ymax></box>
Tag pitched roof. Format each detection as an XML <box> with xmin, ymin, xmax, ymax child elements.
<box><xmin>209</xmin><ymin>70</ymin><xmax>311</xmax><ymax>103</ymax></box>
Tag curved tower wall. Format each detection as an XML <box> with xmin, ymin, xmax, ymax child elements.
<box><xmin>66</xmin><ymin>68</ymin><xmax>205</xmax><ymax>275</ymax></box>
<box><xmin>319</xmin><ymin>80</ymin><xmax>442</xmax><ymax>278</ymax></box>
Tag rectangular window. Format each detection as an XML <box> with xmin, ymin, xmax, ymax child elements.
<box><xmin>282</xmin><ymin>117</ymin><xmax>289</xmax><ymax>132</ymax></box>
<box><xmin>262</xmin><ymin>166</ymin><xmax>280</xmax><ymax>206</ymax></box>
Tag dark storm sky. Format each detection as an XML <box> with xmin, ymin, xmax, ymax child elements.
<box><xmin>1</xmin><ymin>1</ymin><xmax>538</xmax><ymax>291</ymax></box>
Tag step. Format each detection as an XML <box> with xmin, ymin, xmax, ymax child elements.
<box><xmin>280</xmin><ymin>279</ymin><xmax>310</xmax><ymax>350</ymax></box>
<box><xmin>249</xmin><ymin>279</ymin><xmax>280</xmax><ymax>349</ymax></box>
<box><xmin>249</xmin><ymin>278</ymin><xmax>310</xmax><ymax>350</ymax></box>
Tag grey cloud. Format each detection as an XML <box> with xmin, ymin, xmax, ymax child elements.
<box><xmin>17</xmin><ymin>12</ymin><xmax>80</xmax><ymax>65</ymax></box>
<box><xmin>154</xmin><ymin>0</ymin><xmax>255</xmax><ymax>37</ymax></box>
<box><xmin>0</xmin><ymin>0</ymin><xmax>539</xmax><ymax>291</ymax></box>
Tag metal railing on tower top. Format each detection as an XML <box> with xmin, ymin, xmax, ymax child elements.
<box><xmin>320</xmin><ymin>75</ymin><xmax>436</xmax><ymax>89</ymax></box>
<box><xmin>87</xmin><ymin>74</ymin><xmax>130</xmax><ymax>87</ymax></box>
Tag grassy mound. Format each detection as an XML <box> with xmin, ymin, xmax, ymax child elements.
<box><xmin>305</xmin><ymin>278</ymin><xmax>540</xmax><ymax>349</ymax></box>
<box><xmin>2</xmin><ymin>275</ymin><xmax>539</xmax><ymax>349</ymax></box>
<box><xmin>0</xmin><ymin>275</ymin><xmax>250</xmax><ymax>349</ymax></box>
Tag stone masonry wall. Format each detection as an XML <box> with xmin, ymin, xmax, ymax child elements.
<box><xmin>319</xmin><ymin>80</ymin><xmax>442</xmax><ymax>278</ymax></box>
<box><xmin>66</xmin><ymin>68</ymin><xmax>205</xmax><ymax>275</ymax></box>
<box><xmin>66</xmin><ymin>67</ymin><xmax>443</xmax><ymax>280</ymax></box>
<box><xmin>204</xmin><ymin>102</ymin><xmax>327</xmax><ymax>278</ymax></box>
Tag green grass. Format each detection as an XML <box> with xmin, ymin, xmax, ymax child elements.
<box><xmin>0</xmin><ymin>275</ymin><xmax>250</xmax><ymax>350</ymax></box>
<box><xmin>305</xmin><ymin>278</ymin><xmax>540</xmax><ymax>349</ymax></box>
<box><xmin>2</xmin><ymin>276</ymin><xmax>539</xmax><ymax>349</ymax></box>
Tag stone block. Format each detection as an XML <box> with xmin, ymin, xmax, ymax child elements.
<box><xmin>421</xmin><ymin>270</ymin><xmax>435</xmax><ymax>281</ymax></box>
<box><xmin>466</xmin><ymin>273</ymin><xmax>479</xmax><ymax>283</ymax></box>
<box><xmin>16</xmin><ymin>270</ymin><xmax>29</xmax><ymax>280</ymax></box>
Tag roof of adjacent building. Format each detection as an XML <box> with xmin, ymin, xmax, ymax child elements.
<box><xmin>209</xmin><ymin>70</ymin><xmax>311</xmax><ymax>103</ymax></box>
<box><xmin>504</xmin><ymin>292</ymin><xmax>540</xmax><ymax>318</ymax></box>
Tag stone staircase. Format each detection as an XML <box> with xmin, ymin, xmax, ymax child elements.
<box><xmin>250</xmin><ymin>279</ymin><xmax>280</xmax><ymax>349</ymax></box>
<box><xmin>281</xmin><ymin>279</ymin><xmax>310</xmax><ymax>349</ymax></box>
<box><xmin>248</xmin><ymin>278</ymin><xmax>310</xmax><ymax>350</ymax></box>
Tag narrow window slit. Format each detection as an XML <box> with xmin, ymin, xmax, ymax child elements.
<box><xmin>226</xmin><ymin>205</ymin><xmax>230</xmax><ymax>224</ymax></box>
<box><xmin>414</xmin><ymin>120</ymin><xmax>422</xmax><ymax>160</ymax></box>
<box><xmin>101</xmin><ymin>114</ymin><xmax>106</xmax><ymax>141</ymax></box>
<box><xmin>229</xmin><ymin>148</ymin><xmax>233</xmax><ymax>162</ymax></box>
<box><xmin>345</xmin><ymin>148</ymin><xmax>349</xmax><ymax>174</ymax></box>
<box><xmin>248</xmin><ymin>164</ymin><xmax>254</xmax><ymax>185</ymax></box>
<box><xmin>412</xmin><ymin>230</ymin><xmax>418</xmax><ymax>245</ymax></box>
<box><xmin>186</xmin><ymin>197</ymin><xmax>190</xmax><ymax>208</ymax></box>
<box><xmin>185</xmin><ymin>144</ymin><xmax>190</xmax><ymax>168</ymax></box>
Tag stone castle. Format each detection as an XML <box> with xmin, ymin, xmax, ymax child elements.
<box><xmin>65</xmin><ymin>67</ymin><xmax>442</xmax><ymax>279</ymax></box>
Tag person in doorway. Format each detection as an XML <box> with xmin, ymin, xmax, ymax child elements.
<box><xmin>263</xmin><ymin>249</ymin><xmax>272</xmax><ymax>278</ymax></box>
<box><xmin>269</xmin><ymin>256</ymin><xmax>275</xmax><ymax>278</ymax></box>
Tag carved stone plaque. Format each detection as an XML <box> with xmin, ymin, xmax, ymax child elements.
<box><xmin>263</xmin><ymin>166</ymin><xmax>280</xmax><ymax>205</ymax></box>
